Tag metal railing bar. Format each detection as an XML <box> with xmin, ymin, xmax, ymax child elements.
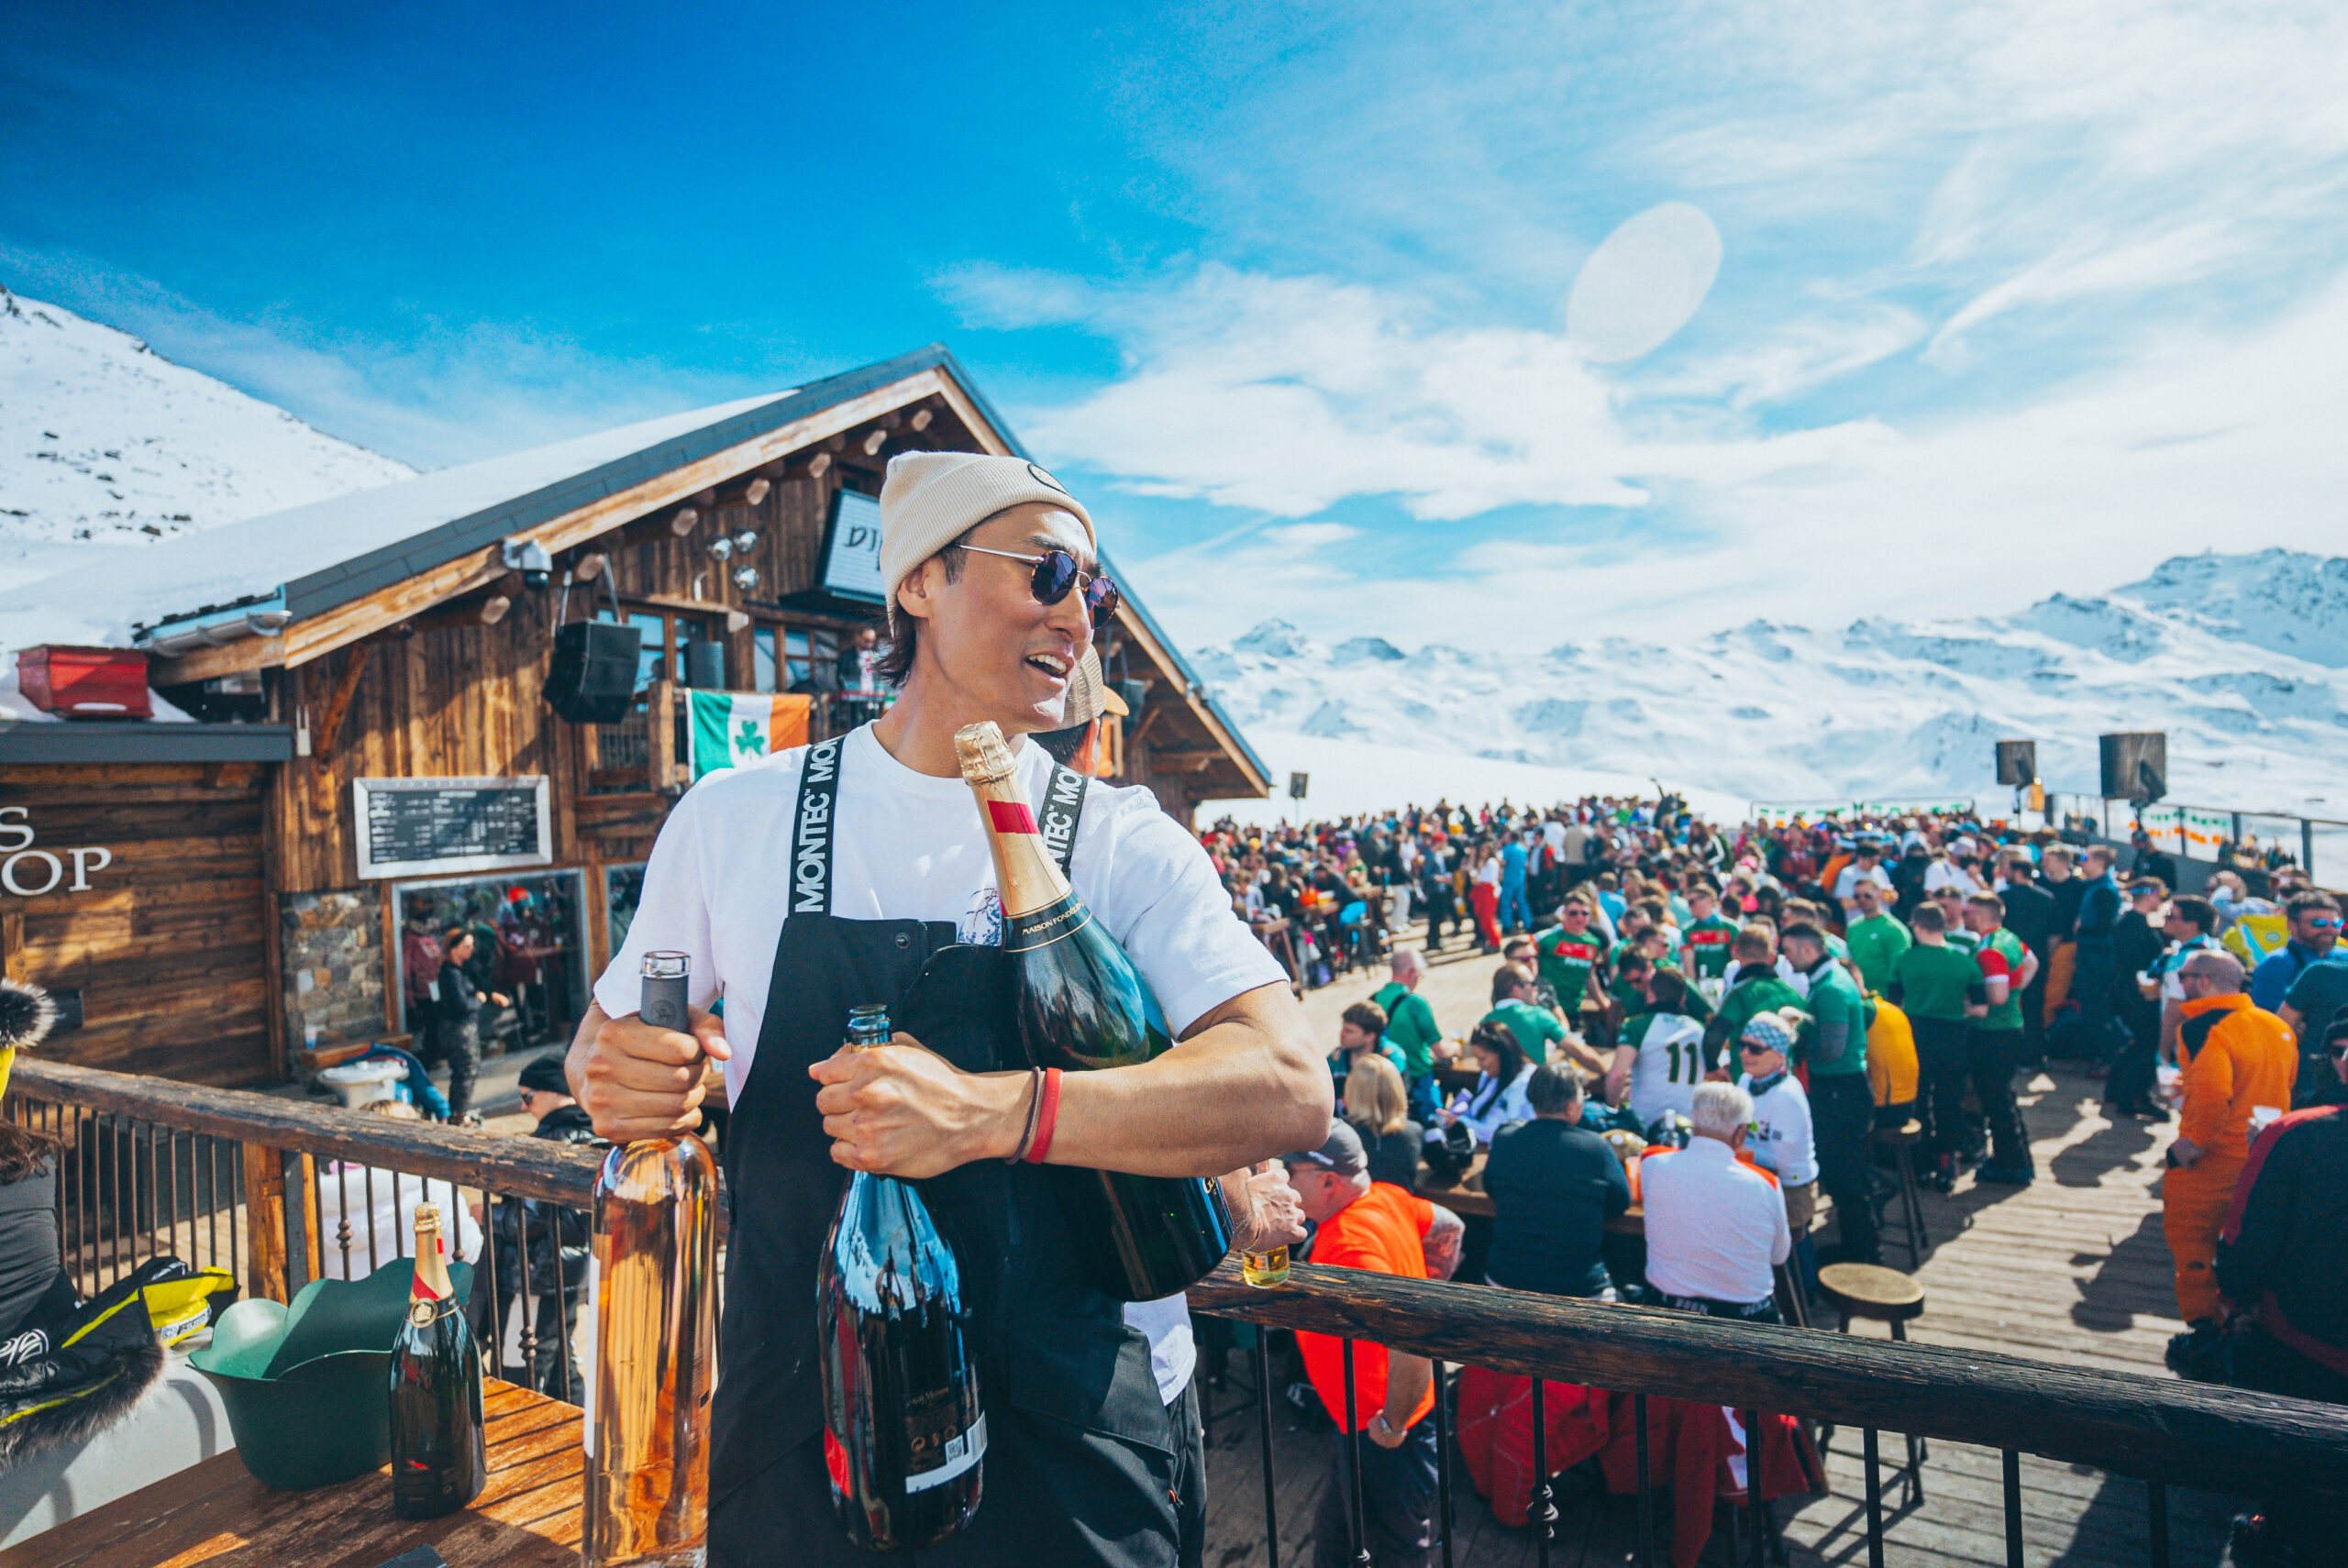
<box><xmin>2002</xmin><ymin>1448</ymin><xmax>2023</xmax><ymax>1568</ymax></box>
<box><xmin>517</xmin><ymin>1180</ymin><xmax>538</xmax><ymax>1388</ymax></box>
<box><xmin>1341</xmin><ymin>1337</ymin><xmax>1368</xmax><ymax>1567</ymax></box>
<box><xmin>1744</xmin><ymin>1408</ymin><xmax>1762</xmax><ymax>1568</ymax></box>
<box><xmin>1432</xmin><ymin>1358</ymin><xmax>1453</xmax><ymax>1568</ymax></box>
<box><xmin>2147</xmin><ymin>1480</ymin><xmax>2169</xmax><ymax>1568</ymax></box>
<box><xmin>160</xmin><ymin>1124</ymin><xmax>176</xmax><ymax>1267</ymax></box>
<box><xmin>551</xmin><ymin>1201</ymin><xmax>574</xmax><ymax>1405</ymax></box>
<box><xmin>1863</xmin><ymin>1426</ymin><xmax>1885</xmax><ymax>1568</ymax></box>
<box><xmin>1634</xmin><ymin>1391</ymin><xmax>1655</xmax><ymax>1568</ymax></box>
<box><xmin>1531</xmin><ymin>1375</ymin><xmax>1552</xmax><ymax>1567</ymax></box>
<box><xmin>1253</xmin><ymin>1328</ymin><xmax>1279</xmax><ymax>1568</ymax></box>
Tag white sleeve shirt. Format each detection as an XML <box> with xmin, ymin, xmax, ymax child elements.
<box><xmin>1638</xmin><ymin>1138</ymin><xmax>1792</xmax><ymax>1304</ymax></box>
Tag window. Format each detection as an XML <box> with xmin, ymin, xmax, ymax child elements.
<box><xmin>589</xmin><ymin>605</ymin><xmax>721</xmax><ymax>793</ymax></box>
<box><xmin>748</xmin><ymin>624</ymin><xmax>840</xmax><ymax>694</ymax></box>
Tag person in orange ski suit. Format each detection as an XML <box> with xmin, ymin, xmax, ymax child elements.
<box><xmin>2163</xmin><ymin>952</ymin><xmax>2297</xmax><ymax>1325</ymax></box>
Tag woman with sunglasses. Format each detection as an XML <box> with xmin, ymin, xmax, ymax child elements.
<box><xmin>1734</xmin><ymin>1010</ymin><xmax>1819</xmax><ymax>1287</ymax></box>
<box><xmin>565</xmin><ymin>450</ymin><xmax>1328</xmax><ymax>1568</ymax></box>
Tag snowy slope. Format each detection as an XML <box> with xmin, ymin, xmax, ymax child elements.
<box><xmin>0</xmin><ymin>286</ymin><xmax>414</xmax><ymax>592</ymax></box>
<box><xmin>1190</xmin><ymin>552</ymin><xmax>2348</xmax><ymax>813</ymax></box>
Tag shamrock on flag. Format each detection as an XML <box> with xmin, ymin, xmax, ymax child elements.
<box><xmin>689</xmin><ymin>690</ymin><xmax>812</xmax><ymax>779</ymax></box>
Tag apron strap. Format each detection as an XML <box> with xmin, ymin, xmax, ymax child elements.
<box><xmin>1040</xmin><ymin>757</ymin><xmax>1090</xmax><ymax>879</ymax></box>
<box><xmin>788</xmin><ymin>730</ymin><xmax>848</xmax><ymax>921</ymax></box>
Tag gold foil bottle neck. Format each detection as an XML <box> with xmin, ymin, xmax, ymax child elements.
<box><xmin>955</xmin><ymin>721</ymin><xmax>1014</xmax><ymax>784</ymax></box>
<box><xmin>413</xmin><ymin>1202</ymin><xmax>441</xmax><ymax>1230</ymax></box>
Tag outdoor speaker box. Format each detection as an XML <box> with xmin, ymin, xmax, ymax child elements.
<box><xmin>547</xmin><ymin>620</ymin><xmax>642</xmax><ymax>723</ymax></box>
<box><xmin>2099</xmin><ymin>732</ymin><xmax>2167</xmax><ymax>802</ymax></box>
<box><xmin>1995</xmin><ymin>739</ymin><xmax>2037</xmax><ymax>786</ymax></box>
<box><xmin>682</xmin><ymin>639</ymin><xmax>725</xmax><ymax>690</ymax></box>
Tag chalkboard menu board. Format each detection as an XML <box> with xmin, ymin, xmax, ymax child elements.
<box><xmin>352</xmin><ymin>776</ymin><xmax>552</xmax><ymax>880</ymax></box>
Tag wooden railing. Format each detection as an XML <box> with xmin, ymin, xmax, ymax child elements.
<box><xmin>10</xmin><ymin>1060</ymin><xmax>2348</xmax><ymax>1565</ymax></box>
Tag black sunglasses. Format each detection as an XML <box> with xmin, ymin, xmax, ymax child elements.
<box><xmin>959</xmin><ymin>545</ymin><xmax>1121</xmax><ymax>629</ymax></box>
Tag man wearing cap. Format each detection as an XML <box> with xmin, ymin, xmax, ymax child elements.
<box><xmin>1284</xmin><ymin>1120</ymin><xmax>1464</xmax><ymax>1568</ymax></box>
<box><xmin>566</xmin><ymin>451</ymin><xmax>1326</xmax><ymax>1568</ymax></box>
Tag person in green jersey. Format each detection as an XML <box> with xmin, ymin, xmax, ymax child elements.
<box><xmin>1369</xmin><ymin>948</ymin><xmax>1444</xmax><ymax>1121</ymax></box>
<box><xmin>1679</xmin><ymin>885</ymin><xmax>1740</xmax><ymax>988</ymax></box>
<box><xmin>1960</xmin><ymin>892</ymin><xmax>2039</xmax><ymax>1187</ymax></box>
<box><xmin>1844</xmin><ymin>878</ymin><xmax>1912</xmax><ymax>993</ymax></box>
<box><xmin>1887</xmin><ymin>900</ymin><xmax>1988</xmax><ymax>1189</ymax></box>
<box><xmin>1700</xmin><ymin>926</ymin><xmax>1811</xmax><ymax>1075</ymax></box>
<box><xmin>1484</xmin><ymin>963</ymin><xmax>1603</xmax><ymax>1075</ymax></box>
<box><xmin>1532</xmin><ymin>898</ymin><xmax>1611</xmax><ymax>1016</ymax></box>
<box><xmin>1782</xmin><ymin>923</ymin><xmax>1878</xmax><ymax>1265</ymax></box>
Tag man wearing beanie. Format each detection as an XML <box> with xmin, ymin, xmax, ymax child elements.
<box><xmin>568</xmin><ymin>449</ymin><xmax>1326</xmax><ymax>1568</ymax></box>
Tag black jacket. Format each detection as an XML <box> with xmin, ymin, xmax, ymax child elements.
<box><xmin>2217</xmin><ymin>1106</ymin><xmax>2348</xmax><ymax>1361</ymax></box>
<box><xmin>437</xmin><ymin>960</ymin><xmax>485</xmax><ymax>1024</ymax></box>
<box><xmin>1480</xmin><ymin>1118</ymin><xmax>1630</xmax><ymax>1298</ymax></box>
<box><xmin>2000</xmin><ymin>881</ymin><xmax>2057</xmax><ymax>956</ymax></box>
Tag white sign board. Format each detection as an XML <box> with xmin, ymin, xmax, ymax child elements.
<box><xmin>820</xmin><ymin>490</ymin><xmax>886</xmax><ymax>602</ymax></box>
<box><xmin>353</xmin><ymin>776</ymin><xmax>552</xmax><ymax>880</ymax></box>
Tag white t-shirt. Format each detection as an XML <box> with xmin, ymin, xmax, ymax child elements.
<box><xmin>593</xmin><ymin>724</ymin><xmax>1287</xmax><ymax>1405</ymax></box>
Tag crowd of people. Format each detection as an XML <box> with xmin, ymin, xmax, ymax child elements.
<box><xmin>1201</xmin><ymin>796</ymin><xmax>2348</xmax><ymax>1566</ymax></box>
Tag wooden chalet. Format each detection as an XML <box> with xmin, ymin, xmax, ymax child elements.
<box><xmin>0</xmin><ymin>346</ymin><xmax>1267</xmax><ymax>1088</ymax></box>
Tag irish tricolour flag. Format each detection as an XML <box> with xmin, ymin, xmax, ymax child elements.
<box><xmin>689</xmin><ymin>690</ymin><xmax>813</xmax><ymax>780</ymax></box>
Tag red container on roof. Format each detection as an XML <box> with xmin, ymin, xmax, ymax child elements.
<box><xmin>15</xmin><ymin>646</ymin><xmax>152</xmax><ymax>720</ymax></box>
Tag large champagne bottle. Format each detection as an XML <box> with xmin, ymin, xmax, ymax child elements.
<box><xmin>816</xmin><ymin>1003</ymin><xmax>986</xmax><ymax>1551</ymax></box>
<box><xmin>955</xmin><ymin>721</ymin><xmax>1233</xmax><ymax>1301</ymax></box>
<box><xmin>585</xmin><ymin>952</ymin><xmax>719</xmax><ymax>1568</ymax></box>
<box><xmin>389</xmin><ymin>1202</ymin><xmax>487</xmax><ymax>1519</ymax></box>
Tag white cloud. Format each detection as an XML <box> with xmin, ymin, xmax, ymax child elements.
<box><xmin>1014</xmin><ymin>263</ymin><xmax>1893</xmax><ymax>521</ymax></box>
<box><xmin>0</xmin><ymin>242</ymin><xmax>768</xmax><ymax>469</ymax></box>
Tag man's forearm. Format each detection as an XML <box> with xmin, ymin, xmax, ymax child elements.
<box><xmin>1384</xmin><ymin>1351</ymin><xmax>1432</xmax><ymax>1430</ymax></box>
<box><xmin>1036</xmin><ymin>982</ymin><xmax>1333</xmax><ymax>1179</ymax></box>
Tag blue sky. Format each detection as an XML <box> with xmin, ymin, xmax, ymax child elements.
<box><xmin>7</xmin><ymin>0</ymin><xmax>2346</xmax><ymax>648</ymax></box>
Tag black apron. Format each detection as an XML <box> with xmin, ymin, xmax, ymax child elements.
<box><xmin>708</xmin><ymin>731</ymin><xmax>1184</xmax><ymax>1567</ymax></box>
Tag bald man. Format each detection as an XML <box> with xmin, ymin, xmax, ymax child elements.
<box><xmin>1371</xmin><ymin>949</ymin><xmax>1445</xmax><ymax>1122</ymax></box>
<box><xmin>2164</xmin><ymin>952</ymin><xmax>2298</xmax><ymax>1324</ymax></box>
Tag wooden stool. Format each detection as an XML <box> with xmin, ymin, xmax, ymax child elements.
<box><xmin>1819</xmin><ymin>1263</ymin><xmax>1927</xmax><ymax>1505</ymax></box>
<box><xmin>1873</xmin><ymin>1118</ymin><xmax>1930</xmax><ymax>1267</ymax></box>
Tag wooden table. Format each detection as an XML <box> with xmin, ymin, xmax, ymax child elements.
<box><xmin>6</xmin><ymin>1380</ymin><xmax>585</xmax><ymax>1567</ymax></box>
<box><xmin>1417</xmin><ymin>1151</ymin><xmax>1493</xmax><ymax>1219</ymax></box>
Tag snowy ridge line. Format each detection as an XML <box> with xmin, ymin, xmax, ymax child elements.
<box><xmin>1191</xmin><ymin>550</ymin><xmax>2348</xmax><ymax>809</ymax></box>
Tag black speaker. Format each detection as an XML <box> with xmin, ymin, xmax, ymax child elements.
<box><xmin>548</xmin><ymin>620</ymin><xmax>643</xmax><ymax>723</ymax></box>
<box><xmin>1995</xmin><ymin>740</ymin><xmax>2037</xmax><ymax>786</ymax></box>
<box><xmin>682</xmin><ymin>639</ymin><xmax>725</xmax><ymax>690</ymax></box>
<box><xmin>2099</xmin><ymin>732</ymin><xmax>2167</xmax><ymax>804</ymax></box>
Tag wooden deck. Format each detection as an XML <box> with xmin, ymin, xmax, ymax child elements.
<box><xmin>1201</xmin><ymin>1040</ymin><xmax>2244</xmax><ymax>1567</ymax></box>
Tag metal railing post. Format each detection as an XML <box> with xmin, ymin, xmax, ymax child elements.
<box><xmin>2002</xmin><ymin>1448</ymin><xmax>2023</xmax><ymax>1568</ymax></box>
<box><xmin>1529</xmin><ymin>1375</ymin><xmax>1553</xmax><ymax>1566</ymax></box>
<box><xmin>1634</xmin><ymin>1392</ymin><xmax>1655</xmax><ymax>1568</ymax></box>
<box><xmin>1253</xmin><ymin>1328</ymin><xmax>1280</xmax><ymax>1568</ymax></box>
<box><xmin>1340</xmin><ymin>1338</ymin><xmax>1369</xmax><ymax>1566</ymax></box>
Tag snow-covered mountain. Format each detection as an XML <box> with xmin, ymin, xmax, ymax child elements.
<box><xmin>1192</xmin><ymin>550</ymin><xmax>2348</xmax><ymax>812</ymax></box>
<box><xmin>0</xmin><ymin>286</ymin><xmax>413</xmax><ymax>592</ymax></box>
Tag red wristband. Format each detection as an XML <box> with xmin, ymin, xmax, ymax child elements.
<box><xmin>1024</xmin><ymin>1067</ymin><xmax>1062</xmax><ymax>1165</ymax></box>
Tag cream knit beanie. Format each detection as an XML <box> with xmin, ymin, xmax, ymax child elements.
<box><xmin>877</xmin><ymin>452</ymin><xmax>1096</xmax><ymax>615</ymax></box>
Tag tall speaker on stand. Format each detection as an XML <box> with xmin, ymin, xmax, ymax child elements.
<box><xmin>2099</xmin><ymin>732</ymin><xmax>2167</xmax><ymax>806</ymax></box>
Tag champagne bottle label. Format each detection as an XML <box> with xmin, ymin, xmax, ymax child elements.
<box><xmin>904</xmin><ymin>1410</ymin><xmax>987</xmax><ymax>1495</ymax></box>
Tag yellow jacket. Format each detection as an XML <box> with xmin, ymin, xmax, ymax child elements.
<box><xmin>1866</xmin><ymin>996</ymin><xmax>1919</xmax><ymax>1110</ymax></box>
<box><xmin>2176</xmin><ymin>993</ymin><xmax>2297</xmax><ymax>1159</ymax></box>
